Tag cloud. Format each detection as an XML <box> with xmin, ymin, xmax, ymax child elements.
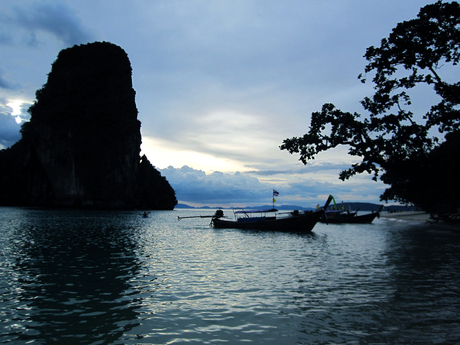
<box><xmin>245</xmin><ymin>161</ymin><xmax>356</xmax><ymax>177</ymax></box>
<box><xmin>0</xmin><ymin>75</ymin><xmax>13</xmax><ymax>90</ymax></box>
<box><xmin>159</xmin><ymin>164</ymin><xmax>386</xmax><ymax>208</ymax></box>
<box><xmin>0</xmin><ymin>32</ymin><xmax>13</xmax><ymax>45</ymax></box>
<box><xmin>0</xmin><ymin>69</ymin><xmax>19</xmax><ymax>90</ymax></box>
<box><xmin>0</xmin><ymin>98</ymin><xmax>31</xmax><ymax>149</ymax></box>
<box><xmin>0</xmin><ymin>113</ymin><xmax>21</xmax><ymax>149</ymax></box>
<box><xmin>133</xmin><ymin>2</ymin><xmax>386</xmax><ymax>179</ymax></box>
<box><xmin>159</xmin><ymin>166</ymin><xmax>271</xmax><ymax>207</ymax></box>
<box><xmin>6</xmin><ymin>2</ymin><xmax>94</xmax><ymax>46</ymax></box>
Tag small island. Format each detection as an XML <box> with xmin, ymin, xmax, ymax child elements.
<box><xmin>0</xmin><ymin>42</ymin><xmax>177</xmax><ymax>210</ymax></box>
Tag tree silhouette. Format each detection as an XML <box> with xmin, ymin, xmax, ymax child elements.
<box><xmin>281</xmin><ymin>1</ymin><xmax>460</xmax><ymax>214</ymax></box>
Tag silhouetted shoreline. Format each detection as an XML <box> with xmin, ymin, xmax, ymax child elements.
<box><xmin>381</xmin><ymin>211</ymin><xmax>459</xmax><ymax>232</ymax></box>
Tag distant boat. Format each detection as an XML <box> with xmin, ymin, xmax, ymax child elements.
<box><xmin>179</xmin><ymin>196</ymin><xmax>333</xmax><ymax>233</ymax></box>
<box><xmin>141</xmin><ymin>211</ymin><xmax>150</xmax><ymax>218</ymax></box>
<box><xmin>319</xmin><ymin>205</ymin><xmax>383</xmax><ymax>224</ymax></box>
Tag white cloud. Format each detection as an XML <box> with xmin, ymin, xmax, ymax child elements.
<box><xmin>159</xmin><ymin>166</ymin><xmax>271</xmax><ymax>207</ymax></box>
<box><xmin>0</xmin><ymin>111</ymin><xmax>21</xmax><ymax>149</ymax></box>
<box><xmin>159</xmin><ymin>164</ymin><xmax>386</xmax><ymax>208</ymax></box>
<box><xmin>0</xmin><ymin>98</ymin><xmax>31</xmax><ymax>148</ymax></box>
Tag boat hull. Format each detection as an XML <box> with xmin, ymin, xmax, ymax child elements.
<box><xmin>319</xmin><ymin>212</ymin><xmax>379</xmax><ymax>224</ymax></box>
<box><xmin>212</xmin><ymin>211</ymin><xmax>322</xmax><ymax>232</ymax></box>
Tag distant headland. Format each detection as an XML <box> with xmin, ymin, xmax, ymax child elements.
<box><xmin>0</xmin><ymin>42</ymin><xmax>177</xmax><ymax>210</ymax></box>
<box><xmin>176</xmin><ymin>202</ymin><xmax>420</xmax><ymax>213</ymax></box>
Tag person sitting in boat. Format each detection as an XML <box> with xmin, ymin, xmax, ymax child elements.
<box><xmin>214</xmin><ymin>209</ymin><xmax>224</xmax><ymax>218</ymax></box>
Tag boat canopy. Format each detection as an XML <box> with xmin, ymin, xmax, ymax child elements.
<box><xmin>234</xmin><ymin>208</ymin><xmax>278</xmax><ymax>214</ymax></box>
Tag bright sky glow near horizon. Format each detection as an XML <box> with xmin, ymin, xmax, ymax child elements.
<box><xmin>0</xmin><ymin>0</ymin><xmax>438</xmax><ymax>208</ymax></box>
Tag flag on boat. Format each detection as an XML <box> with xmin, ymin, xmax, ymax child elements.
<box><xmin>273</xmin><ymin>189</ymin><xmax>279</xmax><ymax>196</ymax></box>
<box><xmin>273</xmin><ymin>197</ymin><xmax>276</xmax><ymax>203</ymax></box>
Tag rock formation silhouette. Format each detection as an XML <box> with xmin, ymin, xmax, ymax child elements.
<box><xmin>0</xmin><ymin>42</ymin><xmax>177</xmax><ymax>209</ymax></box>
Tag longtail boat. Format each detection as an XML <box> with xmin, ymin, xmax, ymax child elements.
<box><xmin>319</xmin><ymin>202</ymin><xmax>383</xmax><ymax>224</ymax></box>
<box><xmin>179</xmin><ymin>196</ymin><xmax>333</xmax><ymax>233</ymax></box>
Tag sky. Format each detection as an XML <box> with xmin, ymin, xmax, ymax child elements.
<box><xmin>0</xmin><ymin>0</ymin><xmax>437</xmax><ymax>208</ymax></box>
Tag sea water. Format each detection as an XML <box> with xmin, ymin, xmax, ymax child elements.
<box><xmin>0</xmin><ymin>207</ymin><xmax>459</xmax><ymax>344</ymax></box>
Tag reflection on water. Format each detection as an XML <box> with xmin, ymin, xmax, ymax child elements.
<box><xmin>381</xmin><ymin>224</ymin><xmax>460</xmax><ymax>343</ymax></box>
<box><xmin>0</xmin><ymin>208</ymin><xmax>459</xmax><ymax>344</ymax></box>
<box><xmin>1</xmin><ymin>209</ymin><xmax>143</xmax><ymax>344</ymax></box>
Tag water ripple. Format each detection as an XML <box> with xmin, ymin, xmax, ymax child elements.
<box><xmin>0</xmin><ymin>208</ymin><xmax>459</xmax><ymax>344</ymax></box>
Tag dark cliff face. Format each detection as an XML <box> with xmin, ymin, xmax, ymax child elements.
<box><xmin>0</xmin><ymin>42</ymin><xmax>177</xmax><ymax>209</ymax></box>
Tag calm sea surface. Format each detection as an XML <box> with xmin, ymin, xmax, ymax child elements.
<box><xmin>0</xmin><ymin>207</ymin><xmax>459</xmax><ymax>344</ymax></box>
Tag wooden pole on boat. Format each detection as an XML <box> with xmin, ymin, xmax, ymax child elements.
<box><xmin>178</xmin><ymin>215</ymin><xmax>214</xmax><ymax>220</ymax></box>
<box><xmin>178</xmin><ymin>209</ymin><xmax>224</xmax><ymax>221</ymax></box>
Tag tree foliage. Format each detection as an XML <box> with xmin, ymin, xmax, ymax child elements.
<box><xmin>280</xmin><ymin>1</ymin><xmax>460</xmax><ymax>213</ymax></box>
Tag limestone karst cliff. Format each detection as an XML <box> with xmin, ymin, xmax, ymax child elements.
<box><xmin>0</xmin><ymin>42</ymin><xmax>177</xmax><ymax>209</ymax></box>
